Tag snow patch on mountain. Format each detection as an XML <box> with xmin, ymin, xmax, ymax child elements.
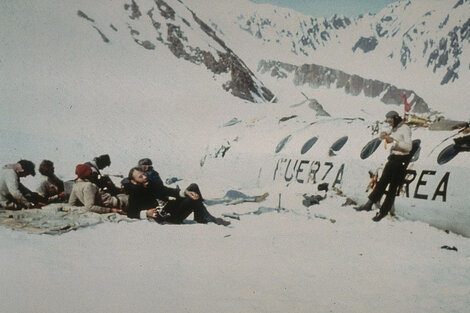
<box><xmin>187</xmin><ymin>0</ymin><xmax>469</xmax><ymax>119</ymax></box>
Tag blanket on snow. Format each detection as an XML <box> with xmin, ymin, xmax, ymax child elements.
<box><xmin>0</xmin><ymin>204</ymin><xmax>135</xmax><ymax>235</ymax></box>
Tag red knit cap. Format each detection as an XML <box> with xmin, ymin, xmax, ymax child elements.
<box><xmin>75</xmin><ymin>164</ymin><xmax>92</xmax><ymax>179</ymax></box>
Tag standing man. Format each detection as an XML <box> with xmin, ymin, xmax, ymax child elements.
<box><xmin>0</xmin><ymin>160</ymin><xmax>37</xmax><ymax>209</ymax></box>
<box><xmin>126</xmin><ymin>167</ymin><xmax>229</xmax><ymax>226</ymax></box>
<box><xmin>356</xmin><ymin>110</ymin><xmax>412</xmax><ymax>221</ymax></box>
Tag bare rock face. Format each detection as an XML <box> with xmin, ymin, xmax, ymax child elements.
<box><xmin>77</xmin><ymin>0</ymin><xmax>275</xmax><ymax>103</ymax></box>
<box><xmin>352</xmin><ymin>36</ymin><xmax>379</xmax><ymax>53</ymax></box>
<box><xmin>307</xmin><ymin>99</ymin><xmax>330</xmax><ymax>117</ymax></box>
<box><xmin>259</xmin><ymin>60</ymin><xmax>430</xmax><ymax>113</ymax></box>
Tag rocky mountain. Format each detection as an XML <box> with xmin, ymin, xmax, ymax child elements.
<box><xmin>76</xmin><ymin>0</ymin><xmax>275</xmax><ymax>103</ymax></box>
<box><xmin>369</xmin><ymin>0</ymin><xmax>469</xmax><ymax>85</ymax></box>
<box><xmin>191</xmin><ymin>0</ymin><xmax>469</xmax><ymax>92</ymax></box>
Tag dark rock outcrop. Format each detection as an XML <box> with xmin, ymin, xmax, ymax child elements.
<box><xmin>352</xmin><ymin>36</ymin><xmax>379</xmax><ymax>53</ymax></box>
<box><xmin>259</xmin><ymin>60</ymin><xmax>430</xmax><ymax>113</ymax></box>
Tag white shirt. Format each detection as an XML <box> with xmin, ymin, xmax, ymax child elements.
<box><xmin>390</xmin><ymin>122</ymin><xmax>412</xmax><ymax>155</ymax></box>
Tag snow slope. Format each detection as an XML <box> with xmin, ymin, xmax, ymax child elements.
<box><xmin>2</xmin><ymin>196</ymin><xmax>470</xmax><ymax>313</ymax></box>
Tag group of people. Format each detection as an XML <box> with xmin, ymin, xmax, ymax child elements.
<box><xmin>0</xmin><ymin>155</ymin><xmax>230</xmax><ymax>226</ymax></box>
<box><xmin>0</xmin><ymin>159</ymin><xmax>65</xmax><ymax>210</ymax></box>
<box><xmin>3</xmin><ymin>110</ymin><xmax>468</xmax><ymax>226</ymax></box>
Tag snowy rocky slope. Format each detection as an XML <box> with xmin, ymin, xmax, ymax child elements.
<box><xmin>74</xmin><ymin>0</ymin><xmax>275</xmax><ymax>103</ymax></box>
<box><xmin>187</xmin><ymin>0</ymin><xmax>470</xmax><ymax>118</ymax></box>
<box><xmin>0</xmin><ymin>0</ymin><xmax>276</xmax><ymax>179</ymax></box>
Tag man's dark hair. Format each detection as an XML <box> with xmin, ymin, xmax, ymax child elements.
<box><xmin>138</xmin><ymin>158</ymin><xmax>153</xmax><ymax>166</ymax></box>
<box><xmin>95</xmin><ymin>154</ymin><xmax>111</xmax><ymax>169</ymax></box>
<box><xmin>17</xmin><ymin>159</ymin><xmax>36</xmax><ymax>176</ymax></box>
<box><xmin>128</xmin><ymin>167</ymin><xmax>144</xmax><ymax>181</ymax></box>
<box><xmin>39</xmin><ymin>160</ymin><xmax>54</xmax><ymax>176</ymax></box>
<box><xmin>392</xmin><ymin>115</ymin><xmax>403</xmax><ymax>128</ymax></box>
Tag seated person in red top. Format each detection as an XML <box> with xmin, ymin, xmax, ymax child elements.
<box><xmin>126</xmin><ymin>167</ymin><xmax>229</xmax><ymax>226</ymax></box>
<box><xmin>68</xmin><ymin>164</ymin><xmax>125</xmax><ymax>214</ymax></box>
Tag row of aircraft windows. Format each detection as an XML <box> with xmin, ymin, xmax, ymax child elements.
<box><xmin>275</xmin><ymin>135</ymin><xmax>461</xmax><ymax>165</ymax></box>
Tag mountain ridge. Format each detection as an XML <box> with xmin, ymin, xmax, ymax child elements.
<box><xmin>188</xmin><ymin>0</ymin><xmax>469</xmax><ymax>95</ymax></box>
<box><xmin>258</xmin><ymin>59</ymin><xmax>430</xmax><ymax>113</ymax></box>
<box><xmin>76</xmin><ymin>0</ymin><xmax>275</xmax><ymax>103</ymax></box>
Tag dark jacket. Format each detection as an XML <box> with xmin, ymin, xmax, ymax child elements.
<box><xmin>85</xmin><ymin>161</ymin><xmax>118</xmax><ymax>195</ymax></box>
<box><xmin>126</xmin><ymin>180</ymin><xmax>181</xmax><ymax>219</ymax></box>
<box><xmin>145</xmin><ymin>169</ymin><xmax>164</xmax><ymax>186</ymax></box>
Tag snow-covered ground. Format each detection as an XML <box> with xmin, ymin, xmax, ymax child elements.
<box><xmin>1</xmin><ymin>0</ymin><xmax>469</xmax><ymax>312</ymax></box>
<box><xmin>2</xmin><ymin>192</ymin><xmax>470</xmax><ymax>313</ymax></box>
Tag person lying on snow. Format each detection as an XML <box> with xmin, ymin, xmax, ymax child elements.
<box><xmin>125</xmin><ymin>167</ymin><xmax>230</xmax><ymax>226</ymax></box>
<box><xmin>68</xmin><ymin>164</ymin><xmax>125</xmax><ymax>214</ymax></box>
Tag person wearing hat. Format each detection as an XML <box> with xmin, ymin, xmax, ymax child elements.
<box><xmin>68</xmin><ymin>164</ymin><xmax>124</xmax><ymax>214</ymax></box>
<box><xmin>0</xmin><ymin>160</ymin><xmax>37</xmax><ymax>209</ymax></box>
<box><xmin>85</xmin><ymin>154</ymin><xmax>119</xmax><ymax>195</ymax></box>
<box><xmin>119</xmin><ymin>158</ymin><xmax>162</xmax><ymax>193</ymax></box>
<box><xmin>355</xmin><ymin>110</ymin><xmax>412</xmax><ymax>221</ymax></box>
<box><xmin>138</xmin><ymin>158</ymin><xmax>164</xmax><ymax>186</ymax></box>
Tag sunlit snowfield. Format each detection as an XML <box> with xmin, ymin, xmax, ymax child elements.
<box><xmin>1</xmin><ymin>0</ymin><xmax>469</xmax><ymax>312</ymax></box>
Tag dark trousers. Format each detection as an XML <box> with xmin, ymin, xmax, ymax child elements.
<box><xmin>164</xmin><ymin>183</ymin><xmax>216</xmax><ymax>224</ymax></box>
<box><xmin>368</xmin><ymin>154</ymin><xmax>409</xmax><ymax>216</ymax></box>
<box><xmin>18</xmin><ymin>184</ymin><xmax>46</xmax><ymax>205</ymax></box>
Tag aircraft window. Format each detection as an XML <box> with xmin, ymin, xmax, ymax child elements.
<box><xmin>437</xmin><ymin>144</ymin><xmax>458</xmax><ymax>165</ymax></box>
<box><xmin>275</xmin><ymin>135</ymin><xmax>291</xmax><ymax>153</ymax></box>
<box><xmin>300</xmin><ymin>136</ymin><xmax>318</xmax><ymax>154</ymax></box>
<box><xmin>409</xmin><ymin>139</ymin><xmax>421</xmax><ymax>162</ymax></box>
<box><xmin>360</xmin><ymin>137</ymin><xmax>382</xmax><ymax>159</ymax></box>
<box><xmin>329</xmin><ymin>136</ymin><xmax>348</xmax><ymax>156</ymax></box>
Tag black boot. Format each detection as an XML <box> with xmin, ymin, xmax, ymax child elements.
<box><xmin>214</xmin><ymin>217</ymin><xmax>231</xmax><ymax>226</ymax></box>
<box><xmin>355</xmin><ymin>200</ymin><xmax>373</xmax><ymax>212</ymax></box>
<box><xmin>372</xmin><ymin>211</ymin><xmax>387</xmax><ymax>222</ymax></box>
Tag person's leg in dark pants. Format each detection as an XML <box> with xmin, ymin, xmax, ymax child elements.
<box><xmin>356</xmin><ymin>161</ymin><xmax>393</xmax><ymax>212</ymax></box>
<box><xmin>163</xmin><ymin>198</ymin><xmax>199</xmax><ymax>223</ymax></box>
<box><xmin>373</xmin><ymin>157</ymin><xmax>407</xmax><ymax>221</ymax></box>
<box><xmin>181</xmin><ymin>183</ymin><xmax>216</xmax><ymax>223</ymax></box>
<box><xmin>164</xmin><ymin>194</ymin><xmax>217</xmax><ymax>224</ymax></box>
<box><xmin>186</xmin><ymin>183</ymin><xmax>203</xmax><ymax>200</ymax></box>
<box><xmin>163</xmin><ymin>183</ymin><xmax>229</xmax><ymax>225</ymax></box>
<box><xmin>368</xmin><ymin>161</ymin><xmax>393</xmax><ymax>204</ymax></box>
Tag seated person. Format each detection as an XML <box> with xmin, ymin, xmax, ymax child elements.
<box><xmin>0</xmin><ymin>160</ymin><xmax>37</xmax><ymax>209</ymax></box>
<box><xmin>126</xmin><ymin>167</ymin><xmax>229</xmax><ymax>226</ymax></box>
<box><xmin>85</xmin><ymin>154</ymin><xmax>119</xmax><ymax>195</ymax></box>
<box><xmin>36</xmin><ymin>160</ymin><xmax>65</xmax><ymax>203</ymax></box>
<box><xmin>137</xmin><ymin>158</ymin><xmax>164</xmax><ymax>185</ymax></box>
<box><xmin>68</xmin><ymin>164</ymin><xmax>125</xmax><ymax>214</ymax></box>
